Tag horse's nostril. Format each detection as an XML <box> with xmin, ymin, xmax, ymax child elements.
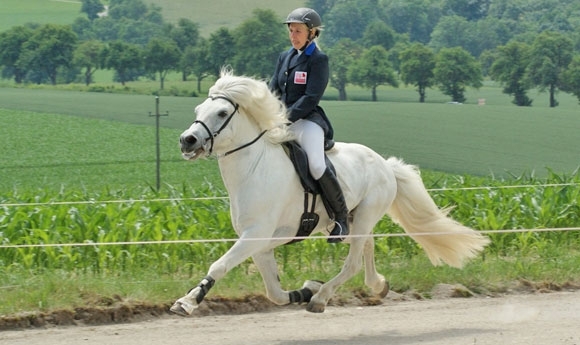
<box><xmin>181</xmin><ymin>135</ymin><xmax>197</xmax><ymax>145</ymax></box>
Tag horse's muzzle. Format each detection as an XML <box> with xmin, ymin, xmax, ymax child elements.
<box><xmin>179</xmin><ymin>133</ymin><xmax>205</xmax><ymax>160</ymax></box>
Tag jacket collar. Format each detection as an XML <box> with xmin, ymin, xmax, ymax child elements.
<box><xmin>287</xmin><ymin>41</ymin><xmax>317</xmax><ymax>57</ymax></box>
<box><xmin>304</xmin><ymin>41</ymin><xmax>317</xmax><ymax>56</ymax></box>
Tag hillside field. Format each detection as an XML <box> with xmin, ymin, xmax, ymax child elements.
<box><xmin>0</xmin><ymin>85</ymin><xmax>579</xmax><ymax>190</ymax></box>
<box><xmin>0</xmin><ymin>0</ymin><xmax>304</xmax><ymax>35</ymax></box>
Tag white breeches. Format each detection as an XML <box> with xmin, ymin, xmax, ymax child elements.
<box><xmin>288</xmin><ymin>119</ymin><xmax>326</xmax><ymax>180</ymax></box>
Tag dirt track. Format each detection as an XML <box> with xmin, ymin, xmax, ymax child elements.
<box><xmin>1</xmin><ymin>290</ymin><xmax>579</xmax><ymax>345</ymax></box>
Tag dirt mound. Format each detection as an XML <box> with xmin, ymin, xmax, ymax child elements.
<box><xmin>2</xmin><ymin>279</ymin><xmax>578</xmax><ymax>331</ymax></box>
<box><xmin>0</xmin><ymin>294</ymin><xmax>292</xmax><ymax>331</ymax></box>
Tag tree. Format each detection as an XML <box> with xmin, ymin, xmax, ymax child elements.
<box><xmin>429</xmin><ymin>15</ymin><xmax>471</xmax><ymax>52</ymax></box>
<box><xmin>108</xmin><ymin>0</ymin><xmax>147</xmax><ymax>21</ymax></box>
<box><xmin>327</xmin><ymin>38</ymin><xmax>362</xmax><ymax>100</ymax></box>
<box><xmin>323</xmin><ymin>0</ymin><xmax>379</xmax><ymax>46</ymax></box>
<box><xmin>101</xmin><ymin>0</ymin><xmax>164</xmax><ymax>45</ymax></box>
<box><xmin>182</xmin><ymin>38</ymin><xmax>212</xmax><ymax>93</ymax></box>
<box><xmin>170</xmin><ymin>18</ymin><xmax>200</xmax><ymax>52</ymax></box>
<box><xmin>381</xmin><ymin>0</ymin><xmax>441</xmax><ymax>44</ymax></box>
<box><xmin>348</xmin><ymin>45</ymin><xmax>398</xmax><ymax>101</ymax></box>
<box><xmin>442</xmin><ymin>0</ymin><xmax>491</xmax><ymax>21</ymax></box>
<box><xmin>361</xmin><ymin>21</ymin><xmax>395</xmax><ymax>51</ymax></box>
<box><xmin>526</xmin><ymin>31</ymin><xmax>574</xmax><ymax>108</ymax></box>
<box><xmin>91</xmin><ymin>17</ymin><xmax>119</xmax><ymax>42</ymax></box>
<box><xmin>305</xmin><ymin>0</ymin><xmax>335</xmax><ymax>18</ymax></box>
<box><xmin>207</xmin><ymin>27</ymin><xmax>235</xmax><ymax>78</ymax></box>
<box><xmin>560</xmin><ymin>55</ymin><xmax>580</xmax><ymax>104</ymax></box>
<box><xmin>387</xmin><ymin>40</ymin><xmax>411</xmax><ymax>74</ymax></box>
<box><xmin>72</xmin><ymin>16</ymin><xmax>96</xmax><ymax>41</ymax></box>
<box><xmin>233</xmin><ymin>9</ymin><xmax>287</xmax><ymax>78</ymax></box>
<box><xmin>117</xmin><ymin>20</ymin><xmax>164</xmax><ymax>45</ymax></box>
<box><xmin>0</xmin><ymin>25</ymin><xmax>33</xmax><ymax>84</ymax></box>
<box><xmin>81</xmin><ymin>0</ymin><xmax>105</xmax><ymax>21</ymax></box>
<box><xmin>144</xmin><ymin>38</ymin><xmax>181</xmax><ymax>90</ymax></box>
<box><xmin>434</xmin><ymin>47</ymin><xmax>482</xmax><ymax>103</ymax></box>
<box><xmin>489</xmin><ymin>41</ymin><xmax>532</xmax><ymax>106</ymax></box>
<box><xmin>470</xmin><ymin>17</ymin><xmax>511</xmax><ymax>57</ymax></box>
<box><xmin>400</xmin><ymin>43</ymin><xmax>436</xmax><ymax>103</ymax></box>
<box><xmin>478</xmin><ymin>49</ymin><xmax>497</xmax><ymax>77</ymax></box>
<box><xmin>103</xmin><ymin>40</ymin><xmax>142</xmax><ymax>86</ymax></box>
<box><xmin>73</xmin><ymin>40</ymin><xmax>105</xmax><ymax>86</ymax></box>
<box><xmin>19</xmin><ymin>24</ymin><xmax>78</xmax><ymax>85</ymax></box>
<box><xmin>169</xmin><ymin>18</ymin><xmax>201</xmax><ymax>81</ymax></box>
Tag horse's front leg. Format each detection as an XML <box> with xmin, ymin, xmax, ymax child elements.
<box><xmin>170</xmin><ymin>234</ymin><xmax>264</xmax><ymax>316</ymax></box>
<box><xmin>252</xmin><ymin>250</ymin><xmax>323</xmax><ymax>306</ymax></box>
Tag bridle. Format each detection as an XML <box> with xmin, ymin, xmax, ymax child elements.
<box><xmin>193</xmin><ymin>95</ymin><xmax>267</xmax><ymax>158</ymax></box>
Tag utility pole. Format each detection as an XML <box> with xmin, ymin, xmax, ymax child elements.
<box><xmin>149</xmin><ymin>96</ymin><xmax>169</xmax><ymax>191</ymax></box>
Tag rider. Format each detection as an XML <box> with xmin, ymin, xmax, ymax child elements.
<box><xmin>269</xmin><ymin>7</ymin><xmax>349</xmax><ymax>243</ymax></box>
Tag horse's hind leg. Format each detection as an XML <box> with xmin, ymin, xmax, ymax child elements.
<box><xmin>307</xmin><ymin>198</ymin><xmax>390</xmax><ymax>313</ymax></box>
<box><xmin>307</xmin><ymin>236</ymin><xmax>366</xmax><ymax>313</ymax></box>
<box><xmin>253</xmin><ymin>250</ymin><xmax>323</xmax><ymax>305</ymax></box>
<box><xmin>363</xmin><ymin>237</ymin><xmax>389</xmax><ymax>298</ymax></box>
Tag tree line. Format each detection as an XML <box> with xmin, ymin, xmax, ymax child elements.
<box><xmin>1</xmin><ymin>0</ymin><xmax>579</xmax><ymax>106</ymax></box>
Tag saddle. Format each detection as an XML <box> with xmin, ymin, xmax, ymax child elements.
<box><xmin>282</xmin><ymin>141</ymin><xmax>335</xmax><ymax>244</ymax></box>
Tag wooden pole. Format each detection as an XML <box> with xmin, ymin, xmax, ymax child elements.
<box><xmin>149</xmin><ymin>96</ymin><xmax>168</xmax><ymax>191</ymax></box>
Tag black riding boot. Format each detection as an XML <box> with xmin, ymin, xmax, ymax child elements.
<box><xmin>318</xmin><ymin>168</ymin><xmax>349</xmax><ymax>243</ymax></box>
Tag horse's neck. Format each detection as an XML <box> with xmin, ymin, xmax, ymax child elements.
<box><xmin>218</xmin><ymin>140</ymin><xmax>289</xmax><ymax>195</ymax></box>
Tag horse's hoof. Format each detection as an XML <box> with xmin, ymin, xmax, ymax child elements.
<box><xmin>379</xmin><ymin>281</ymin><xmax>390</xmax><ymax>298</ymax></box>
<box><xmin>306</xmin><ymin>301</ymin><xmax>326</xmax><ymax>313</ymax></box>
<box><xmin>169</xmin><ymin>299</ymin><xmax>196</xmax><ymax>316</ymax></box>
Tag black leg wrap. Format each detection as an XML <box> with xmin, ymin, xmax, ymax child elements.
<box><xmin>191</xmin><ymin>275</ymin><xmax>215</xmax><ymax>304</ymax></box>
<box><xmin>289</xmin><ymin>287</ymin><xmax>314</xmax><ymax>304</ymax></box>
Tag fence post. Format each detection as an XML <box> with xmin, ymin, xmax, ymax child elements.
<box><xmin>149</xmin><ymin>96</ymin><xmax>169</xmax><ymax>191</ymax></box>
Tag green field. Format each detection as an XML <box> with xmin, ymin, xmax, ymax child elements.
<box><xmin>0</xmin><ymin>0</ymin><xmax>304</xmax><ymax>35</ymax></box>
<box><xmin>0</xmin><ymin>86</ymin><xmax>578</xmax><ymax>187</ymax></box>
<box><xmin>144</xmin><ymin>0</ymin><xmax>305</xmax><ymax>36</ymax></box>
<box><xmin>0</xmin><ymin>0</ymin><xmax>82</xmax><ymax>32</ymax></box>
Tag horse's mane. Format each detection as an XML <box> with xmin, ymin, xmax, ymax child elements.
<box><xmin>209</xmin><ymin>69</ymin><xmax>292</xmax><ymax>144</ymax></box>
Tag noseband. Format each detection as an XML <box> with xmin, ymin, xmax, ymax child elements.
<box><xmin>194</xmin><ymin>95</ymin><xmax>266</xmax><ymax>158</ymax></box>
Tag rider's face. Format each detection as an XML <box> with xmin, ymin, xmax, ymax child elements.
<box><xmin>288</xmin><ymin>23</ymin><xmax>311</xmax><ymax>50</ymax></box>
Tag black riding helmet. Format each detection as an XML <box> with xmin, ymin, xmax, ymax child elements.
<box><xmin>284</xmin><ymin>8</ymin><xmax>322</xmax><ymax>38</ymax></box>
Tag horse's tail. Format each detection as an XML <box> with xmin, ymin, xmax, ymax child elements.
<box><xmin>385</xmin><ymin>157</ymin><xmax>489</xmax><ymax>268</ymax></box>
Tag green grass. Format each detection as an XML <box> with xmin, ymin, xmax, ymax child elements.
<box><xmin>0</xmin><ymin>108</ymin><xmax>222</xmax><ymax>191</ymax></box>
<box><xmin>0</xmin><ymin>0</ymin><xmax>82</xmax><ymax>32</ymax></box>
<box><xmin>327</xmin><ymin>99</ymin><xmax>580</xmax><ymax>177</ymax></box>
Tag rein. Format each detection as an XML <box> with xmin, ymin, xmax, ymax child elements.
<box><xmin>195</xmin><ymin>95</ymin><xmax>267</xmax><ymax>158</ymax></box>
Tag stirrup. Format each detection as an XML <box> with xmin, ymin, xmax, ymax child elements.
<box><xmin>327</xmin><ymin>220</ymin><xmax>348</xmax><ymax>243</ymax></box>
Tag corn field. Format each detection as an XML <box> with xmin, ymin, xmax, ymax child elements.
<box><xmin>0</xmin><ymin>171</ymin><xmax>579</xmax><ymax>275</ymax></box>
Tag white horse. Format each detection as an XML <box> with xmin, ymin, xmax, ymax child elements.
<box><xmin>171</xmin><ymin>70</ymin><xmax>489</xmax><ymax>315</ymax></box>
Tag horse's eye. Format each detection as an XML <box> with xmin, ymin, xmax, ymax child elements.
<box><xmin>218</xmin><ymin>110</ymin><xmax>228</xmax><ymax>118</ymax></box>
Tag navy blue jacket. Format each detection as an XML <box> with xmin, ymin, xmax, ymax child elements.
<box><xmin>269</xmin><ymin>42</ymin><xmax>334</xmax><ymax>140</ymax></box>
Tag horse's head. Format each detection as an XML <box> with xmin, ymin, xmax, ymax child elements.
<box><xmin>180</xmin><ymin>70</ymin><xmax>290</xmax><ymax>160</ymax></box>
<box><xmin>179</xmin><ymin>95</ymin><xmax>239</xmax><ymax>160</ymax></box>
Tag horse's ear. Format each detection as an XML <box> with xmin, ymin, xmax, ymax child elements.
<box><xmin>220</xmin><ymin>65</ymin><xmax>234</xmax><ymax>78</ymax></box>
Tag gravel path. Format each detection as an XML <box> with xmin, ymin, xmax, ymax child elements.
<box><xmin>1</xmin><ymin>291</ymin><xmax>579</xmax><ymax>345</ymax></box>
